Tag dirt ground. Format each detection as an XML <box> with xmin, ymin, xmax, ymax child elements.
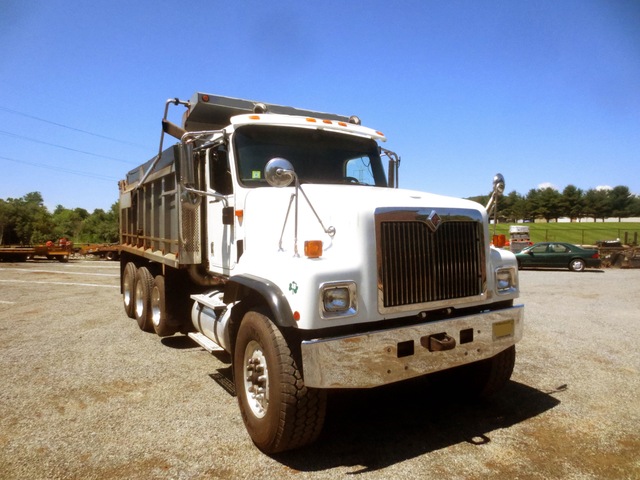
<box><xmin>0</xmin><ymin>260</ymin><xmax>638</xmax><ymax>479</ymax></box>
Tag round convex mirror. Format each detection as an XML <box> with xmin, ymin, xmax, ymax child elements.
<box><xmin>265</xmin><ymin>158</ymin><xmax>296</xmax><ymax>187</ymax></box>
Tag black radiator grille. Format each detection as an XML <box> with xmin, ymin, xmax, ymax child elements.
<box><xmin>378</xmin><ymin>220</ymin><xmax>484</xmax><ymax>309</ymax></box>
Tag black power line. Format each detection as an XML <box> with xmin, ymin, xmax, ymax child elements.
<box><xmin>0</xmin><ymin>154</ymin><xmax>119</xmax><ymax>182</ymax></box>
<box><xmin>0</xmin><ymin>130</ymin><xmax>136</xmax><ymax>164</ymax></box>
<box><xmin>0</xmin><ymin>106</ymin><xmax>146</xmax><ymax>148</ymax></box>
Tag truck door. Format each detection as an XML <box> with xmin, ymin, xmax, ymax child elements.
<box><xmin>206</xmin><ymin>146</ymin><xmax>236</xmax><ymax>274</ymax></box>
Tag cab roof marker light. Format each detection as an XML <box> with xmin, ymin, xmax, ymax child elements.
<box><xmin>229</xmin><ymin>114</ymin><xmax>387</xmax><ymax>142</ymax></box>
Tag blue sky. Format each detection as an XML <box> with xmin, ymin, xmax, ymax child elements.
<box><xmin>1</xmin><ymin>0</ymin><xmax>638</xmax><ymax>212</ymax></box>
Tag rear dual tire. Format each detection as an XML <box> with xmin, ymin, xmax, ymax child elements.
<box><xmin>122</xmin><ymin>262</ymin><xmax>137</xmax><ymax>319</ymax></box>
<box><xmin>134</xmin><ymin>267</ymin><xmax>155</xmax><ymax>332</ymax></box>
<box><xmin>123</xmin><ymin>263</ymin><xmax>180</xmax><ymax>335</ymax></box>
<box><xmin>150</xmin><ymin>275</ymin><xmax>178</xmax><ymax>337</ymax></box>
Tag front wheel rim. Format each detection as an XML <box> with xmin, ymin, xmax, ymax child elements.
<box><xmin>243</xmin><ymin>340</ymin><xmax>269</xmax><ymax>418</ymax></box>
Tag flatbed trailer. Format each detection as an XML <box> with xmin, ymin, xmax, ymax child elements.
<box><xmin>0</xmin><ymin>245</ymin><xmax>71</xmax><ymax>262</ymax></box>
<box><xmin>78</xmin><ymin>243</ymin><xmax>121</xmax><ymax>261</ymax></box>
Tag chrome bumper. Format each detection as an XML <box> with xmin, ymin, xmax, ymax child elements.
<box><xmin>301</xmin><ymin>305</ymin><xmax>524</xmax><ymax>388</ymax></box>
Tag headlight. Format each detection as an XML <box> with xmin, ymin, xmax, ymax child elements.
<box><xmin>495</xmin><ymin>267</ymin><xmax>517</xmax><ymax>295</ymax></box>
<box><xmin>320</xmin><ymin>282</ymin><xmax>357</xmax><ymax>318</ymax></box>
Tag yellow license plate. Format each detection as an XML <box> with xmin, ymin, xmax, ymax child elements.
<box><xmin>493</xmin><ymin>319</ymin><xmax>514</xmax><ymax>339</ymax></box>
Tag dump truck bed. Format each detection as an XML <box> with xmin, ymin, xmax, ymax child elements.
<box><xmin>182</xmin><ymin>92</ymin><xmax>352</xmax><ymax>131</ymax></box>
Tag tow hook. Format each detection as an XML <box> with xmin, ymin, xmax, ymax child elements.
<box><xmin>421</xmin><ymin>332</ymin><xmax>456</xmax><ymax>352</ymax></box>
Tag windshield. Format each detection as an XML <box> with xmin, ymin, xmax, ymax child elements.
<box><xmin>233</xmin><ymin>125</ymin><xmax>387</xmax><ymax>187</ymax></box>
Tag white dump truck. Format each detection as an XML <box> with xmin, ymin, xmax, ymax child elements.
<box><xmin>118</xmin><ymin>93</ymin><xmax>524</xmax><ymax>453</ymax></box>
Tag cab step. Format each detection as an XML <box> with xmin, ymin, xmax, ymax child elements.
<box><xmin>188</xmin><ymin>332</ymin><xmax>225</xmax><ymax>353</ymax></box>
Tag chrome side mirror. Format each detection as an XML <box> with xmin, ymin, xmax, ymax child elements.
<box><xmin>265</xmin><ymin>158</ymin><xmax>296</xmax><ymax>187</ymax></box>
<box><xmin>493</xmin><ymin>173</ymin><xmax>505</xmax><ymax>196</ymax></box>
<box><xmin>486</xmin><ymin>173</ymin><xmax>505</xmax><ymax>212</ymax></box>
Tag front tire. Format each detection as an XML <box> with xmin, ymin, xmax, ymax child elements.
<box><xmin>448</xmin><ymin>345</ymin><xmax>516</xmax><ymax>398</ymax></box>
<box><xmin>233</xmin><ymin>310</ymin><xmax>326</xmax><ymax>454</ymax></box>
<box><xmin>134</xmin><ymin>267</ymin><xmax>155</xmax><ymax>332</ymax></box>
<box><xmin>473</xmin><ymin>345</ymin><xmax>516</xmax><ymax>397</ymax></box>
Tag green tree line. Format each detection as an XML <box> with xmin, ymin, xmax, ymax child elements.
<box><xmin>471</xmin><ymin>185</ymin><xmax>640</xmax><ymax>223</ymax></box>
<box><xmin>0</xmin><ymin>192</ymin><xmax>118</xmax><ymax>245</ymax></box>
<box><xmin>2</xmin><ymin>184</ymin><xmax>639</xmax><ymax>246</ymax></box>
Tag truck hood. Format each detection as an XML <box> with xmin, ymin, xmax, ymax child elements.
<box><xmin>240</xmin><ymin>185</ymin><xmax>486</xmax><ymax>256</ymax></box>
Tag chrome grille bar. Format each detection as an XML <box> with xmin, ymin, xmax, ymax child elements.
<box><xmin>377</xmin><ymin>216</ymin><xmax>484</xmax><ymax>311</ymax></box>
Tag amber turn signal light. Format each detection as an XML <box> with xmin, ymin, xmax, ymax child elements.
<box><xmin>304</xmin><ymin>240</ymin><xmax>323</xmax><ymax>258</ymax></box>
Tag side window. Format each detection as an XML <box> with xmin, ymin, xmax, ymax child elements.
<box><xmin>345</xmin><ymin>156</ymin><xmax>375</xmax><ymax>185</ymax></box>
<box><xmin>550</xmin><ymin>244</ymin><xmax>568</xmax><ymax>253</ymax></box>
<box><xmin>531</xmin><ymin>244</ymin><xmax>547</xmax><ymax>254</ymax></box>
<box><xmin>209</xmin><ymin>146</ymin><xmax>233</xmax><ymax>195</ymax></box>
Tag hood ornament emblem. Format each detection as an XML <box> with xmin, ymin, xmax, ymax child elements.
<box><xmin>425</xmin><ymin>210</ymin><xmax>442</xmax><ymax>232</ymax></box>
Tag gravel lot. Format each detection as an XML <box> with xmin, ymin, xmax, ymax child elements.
<box><xmin>0</xmin><ymin>260</ymin><xmax>638</xmax><ymax>479</ymax></box>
